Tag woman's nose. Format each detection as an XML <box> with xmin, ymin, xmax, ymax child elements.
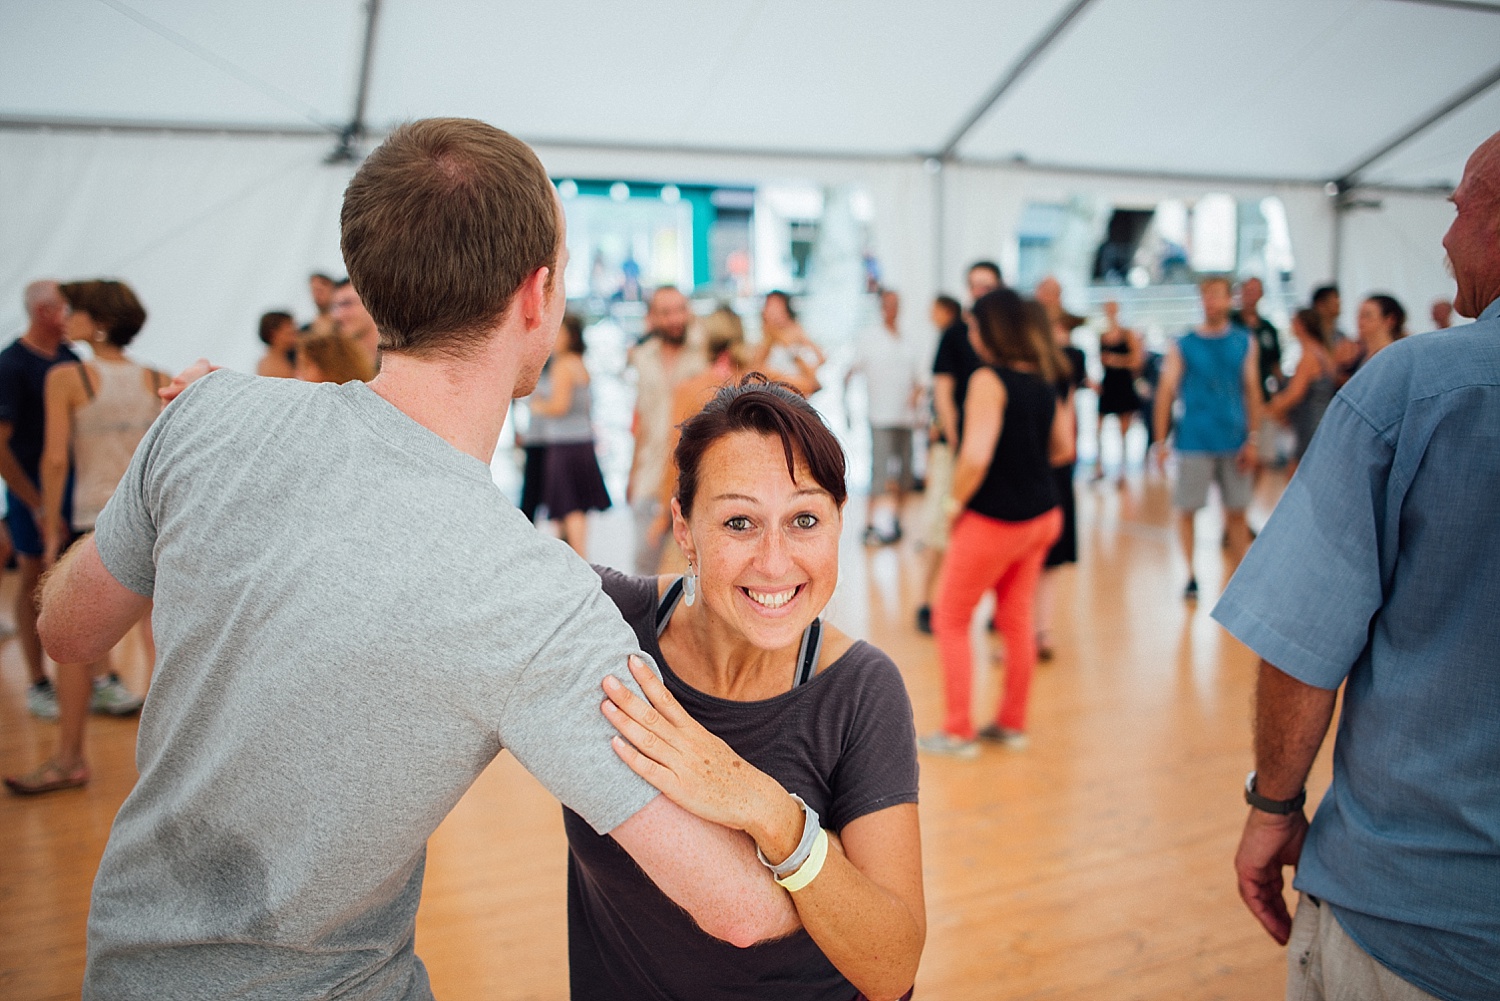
<box><xmin>753</xmin><ymin>529</ymin><xmax>793</xmax><ymax>577</ymax></box>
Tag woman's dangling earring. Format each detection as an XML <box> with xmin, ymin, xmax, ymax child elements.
<box><xmin>683</xmin><ymin>562</ymin><xmax>698</xmax><ymax>607</ymax></box>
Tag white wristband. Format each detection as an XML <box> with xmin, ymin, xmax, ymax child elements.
<box><xmin>756</xmin><ymin>793</ymin><xmax>820</xmax><ymax>879</ymax></box>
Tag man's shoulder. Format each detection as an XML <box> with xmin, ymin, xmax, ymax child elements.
<box><xmin>1345</xmin><ymin>321</ymin><xmax>1500</xmax><ymax>420</ymax></box>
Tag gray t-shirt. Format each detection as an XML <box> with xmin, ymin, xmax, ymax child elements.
<box><xmin>84</xmin><ymin>371</ymin><xmax>657</xmax><ymax>1000</ymax></box>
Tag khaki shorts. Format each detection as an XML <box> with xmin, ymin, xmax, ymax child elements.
<box><xmin>870</xmin><ymin>427</ymin><xmax>915</xmax><ymax>494</ymax></box>
<box><xmin>921</xmin><ymin>441</ymin><xmax>955</xmax><ymax>550</ymax></box>
<box><xmin>1174</xmin><ymin>451</ymin><xmax>1252</xmax><ymax>512</ymax></box>
<box><xmin>1286</xmin><ymin>895</ymin><xmax>1439</xmax><ymax>1001</ymax></box>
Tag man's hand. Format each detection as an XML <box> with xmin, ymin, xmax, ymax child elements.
<box><xmin>1236</xmin><ymin>439</ymin><xmax>1259</xmax><ymax>474</ymax></box>
<box><xmin>159</xmin><ymin>359</ymin><xmax>219</xmax><ymax>406</ymax></box>
<box><xmin>1234</xmin><ymin>807</ymin><xmax>1309</xmax><ymax>945</ymax></box>
<box><xmin>1152</xmin><ymin>441</ymin><xmax>1170</xmax><ymax>474</ymax></box>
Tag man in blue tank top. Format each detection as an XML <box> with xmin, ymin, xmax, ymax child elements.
<box><xmin>1152</xmin><ymin>276</ymin><xmax>1261</xmax><ymax>599</ymax></box>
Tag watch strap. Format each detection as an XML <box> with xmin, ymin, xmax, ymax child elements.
<box><xmin>1245</xmin><ymin>770</ymin><xmax>1307</xmax><ymax>814</ymax></box>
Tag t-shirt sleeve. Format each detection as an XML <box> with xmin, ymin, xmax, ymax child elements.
<box><xmin>92</xmin><ymin>392</ymin><xmax>175</xmax><ymax>597</ymax></box>
<box><xmin>1212</xmin><ymin>395</ymin><xmax>1392</xmax><ymax>689</ymax></box>
<box><xmin>497</xmin><ymin>569</ymin><xmax>660</xmax><ymax>835</ymax></box>
<box><xmin>826</xmin><ymin>645</ymin><xmax>920</xmax><ymax>831</ymax></box>
<box><xmin>0</xmin><ymin>353</ymin><xmax>23</xmax><ymax>427</ymax></box>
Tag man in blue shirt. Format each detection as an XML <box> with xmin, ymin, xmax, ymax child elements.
<box><xmin>1213</xmin><ymin>130</ymin><xmax>1500</xmax><ymax>1001</ymax></box>
<box><xmin>1152</xmin><ymin>275</ymin><xmax>1262</xmax><ymax>599</ymax></box>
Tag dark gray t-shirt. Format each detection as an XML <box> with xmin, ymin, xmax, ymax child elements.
<box><xmin>86</xmin><ymin>372</ymin><xmax>657</xmax><ymax>1000</ymax></box>
<box><xmin>565</xmin><ymin>568</ymin><xmax>920</xmax><ymax>1001</ymax></box>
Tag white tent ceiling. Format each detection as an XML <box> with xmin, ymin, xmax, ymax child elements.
<box><xmin>3</xmin><ymin>0</ymin><xmax>1498</xmax><ymax>189</ymax></box>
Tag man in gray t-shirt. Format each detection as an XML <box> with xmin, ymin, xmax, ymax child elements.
<box><xmin>38</xmin><ymin>120</ymin><xmax>797</xmax><ymax>1000</ymax></box>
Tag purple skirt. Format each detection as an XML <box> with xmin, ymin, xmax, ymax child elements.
<box><xmin>540</xmin><ymin>441</ymin><xmax>611</xmax><ymax>518</ymax></box>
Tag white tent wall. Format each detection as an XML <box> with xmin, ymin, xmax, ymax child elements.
<box><xmin>0</xmin><ymin>127</ymin><xmax>1464</xmax><ymax>382</ymax></box>
<box><xmin>1338</xmin><ymin>192</ymin><xmax>1459</xmax><ymax>330</ymax></box>
<box><xmin>0</xmin><ymin>130</ymin><xmax>352</xmax><ymax>374</ymax></box>
<box><xmin>939</xmin><ymin>163</ymin><xmax>1339</xmax><ymax>313</ymax></box>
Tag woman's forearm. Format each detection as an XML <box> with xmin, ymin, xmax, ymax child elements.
<box><xmin>786</xmin><ymin>835</ymin><xmax>924</xmax><ymax>1000</ymax></box>
<box><xmin>949</xmin><ymin>456</ymin><xmax>988</xmax><ymax>508</ymax></box>
<box><xmin>39</xmin><ymin>450</ymin><xmax>69</xmax><ymax>529</ymax></box>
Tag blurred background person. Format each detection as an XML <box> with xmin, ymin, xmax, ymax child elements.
<box><xmin>914</xmin><ymin>294</ymin><xmax>965</xmax><ymax>634</ymax></box>
<box><xmin>753</xmin><ymin>290</ymin><xmax>823</xmax><ymax>396</ymax></box>
<box><xmin>256</xmin><ymin>310</ymin><xmax>298</xmax><ymax>379</ymax></box>
<box><xmin>1093</xmin><ymin>299</ymin><xmax>1142</xmax><ymax>484</ymax></box>
<box><xmin>6</xmin><ymin>279</ymin><xmax>161</xmax><ymax>794</ymax></box>
<box><xmin>1034</xmin><ymin>300</ymin><xmax>1084</xmax><ymax>663</ymax></box>
<box><xmin>1356</xmin><ymin>293</ymin><xmax>1407</xmax><ymax>361</ymax></box>
<box><xmin>1430</xmin><ymin>297</ymin><xmax>1454</xmax><ymax>330</ymax></box>
<box><xmin>1236</xmin><ymin>277</ymin><xmax>1283</xmax><ymax>471</ymax></box>
<box><xmin>846</xmin><ymin>288</ymin><xmax>924</xmax><ymax>546</ymax></box>
<box><xmin>526</xmin><ymin>313</ymin><xmax>610</xmax><ymax>557</ymax></box>
<box><xmin>302</xmin><ymin>272</ymin><xmax>337</xmax><ymax>337</ymax></box>
<box><xmin>0</xmin><ymin>280</ymin><xmax>79</xmax><ymax>720</ymax></box>
<box><xmin>1265</xmin><ymin>309</ymin><xmax>1337</xmax><ymax>476</ymax></box>
<box><xmin>295</xmin><ymin>328</ymin><xmax>375</xmax><ymax>384</ymax></box>
<box><xmin>627</xmin><ymin>286</ymin><xmax>706</xmax><ymax>573</ymax></box>
<box><xmin>922</xmin><ymin>288</ymin><xmax>1069</xmax><ymax>757</ymax></box>
<box><xmin>329</xmin><ymin>279</ymin><xmax>380</xmax><ymax>369</ymax></box>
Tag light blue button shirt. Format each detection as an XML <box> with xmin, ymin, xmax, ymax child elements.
<box><xmin>1213</xmin><ymin>297</ymin><xmax>1500</xmax><ymax>1001</ymax></box>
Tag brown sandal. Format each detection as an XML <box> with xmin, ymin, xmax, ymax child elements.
<box><xmin>4</xmin><ymin>759</ymin><xmax>90</xmax><ymax>795</ymax></box>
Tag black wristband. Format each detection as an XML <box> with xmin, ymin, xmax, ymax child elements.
<box><xmin>1245</xmin><ymin>771</ymin><xmax>1307</xmax><ymax>814</ymax></box>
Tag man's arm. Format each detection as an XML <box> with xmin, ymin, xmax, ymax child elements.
<box><xmin>932</xmin><ymin>374</ymin><xmax>959</xmax><ymax>447</ymax></box>
<box><xmin>0</xmin><ymin>420</ymin><xmax>41</xmax><ymax>509</ymax></box>
<box><xmin>38</xmin><ymin>535</ymin><xmax>151</xmax><ymax>664</ymax></box>
<box><xmin>1152</xmin><ymin>346</ymin><xmax>1182</xmax><ymax>465</ymax></box>
<box><xmin>612</xmin><ymin>793</ymin><xmax>801</xmax><ymax>947</ymax></box>
<box><xmin>1234</xmin><ymin>659</ymin><xmax>1337</xmax><ymax>945</ymax></box>
<box><xmin>1239</xmin><ymin>342</ymin><xmax>1263</xmax><ymax>470</ymax></box>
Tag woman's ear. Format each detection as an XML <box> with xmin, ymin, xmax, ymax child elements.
<box><xmin>670</xmin><ymin>497</ymin><xmax>694</xmax><ymax>565</ymax></box>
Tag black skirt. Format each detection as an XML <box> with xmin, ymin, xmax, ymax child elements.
<box><xmin>541</xmin><ymin>441</ymin><xmax>612</xmax><ymax>518</ymax></box>
<box><xmin>1098</xmin><ymin>367</ymin><xmax>1141</xmax><ymax>415</ymax></box>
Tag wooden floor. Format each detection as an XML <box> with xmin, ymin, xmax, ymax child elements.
<box><xmin>0</xmin><ymin>467</ymin><xmax>1330</xmax><ymax>1000</ymax></box>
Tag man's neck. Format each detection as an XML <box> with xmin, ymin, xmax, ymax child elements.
<box><xmin>1199</xmin><ymin>317</ymin><xmax>1231</xmax><ymax>336</ymax></box>
<box><xmin>367</xmin><ymin>343</ymin><xmax>520</xmax><ymax>464</ymax></box>
<box><xmin>19</xmin><ymin>325</ymin><xmax>62</xmax><ymax>357</ymax></box>
<box><xmin>1239</xmin><ymin>307</ymin><xmax>1260</xmax><ymax>326</ymax></box>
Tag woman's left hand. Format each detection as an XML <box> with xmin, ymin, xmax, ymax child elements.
<box><xmin>603</xmin><ymin>656</ymin><xmax>783</xmax><ymax>835</ymax></box>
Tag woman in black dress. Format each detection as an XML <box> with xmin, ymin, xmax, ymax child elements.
<box><xmin>1095</xmin><ymin>300</ymin><xmax>1143</xmax><ymax>483</ymax></box>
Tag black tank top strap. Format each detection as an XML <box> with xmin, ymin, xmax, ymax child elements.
<box><xmin>78</xmin><ymin>361</ymin><xmax>96</xmax><ymax>400</ymax></box>
<box><xmin>657</xmin><ymin>575</ymin><xmax>821</xmax><ymax>687</ymax></box>
<box><xmin>794</xmin><ymin>618</ymin><xmax>822</xmax><ymax>688</ymax></box>
<box><xmin>655</xmin><ymin>577</ymin><xmax>684</xmax><ymax>637</ymax></box>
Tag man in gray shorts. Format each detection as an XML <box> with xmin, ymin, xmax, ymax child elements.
<box><xmin>1152</xmin><ymin>276</ymin><xmax>1261</xmax><ymax>600</ymax></box>
<box><xmin>847</xmin><ymin>288</ymin><xmax>924</xmax><ymax>545</ymax></box>
<box><xmin>38</xmin><ymin>119</ymin><xmax>799</xmax><ymax>1000</ymax></box>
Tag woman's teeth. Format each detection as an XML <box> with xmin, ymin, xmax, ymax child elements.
<box><xmin>745</xmin><ymin>587</ymin><xmax>797</xmax><ymax>609</ymax></box>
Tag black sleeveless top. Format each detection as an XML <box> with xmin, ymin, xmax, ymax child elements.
<box><xmin>966</xmin><ymin>366</ymin><xmax>1059</xmax><ymax>522</ymax></box>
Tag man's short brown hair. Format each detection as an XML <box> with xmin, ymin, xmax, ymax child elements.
<box><xmin>340</xmin><ymin>118</ymin><xmax>559</xmax><ymax>357</ymax></box>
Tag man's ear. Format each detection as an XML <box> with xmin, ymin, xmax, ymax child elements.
<box><xmin>517</xmin><ymin>266</ymin><xmax>552</xmax><ymax>330</ymax></box>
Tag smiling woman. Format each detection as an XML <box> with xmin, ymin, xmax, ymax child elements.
<box><xmin>565</xmin><ymin>377</ymin><xmax>925</xmax><ymax>1001</ymax></box>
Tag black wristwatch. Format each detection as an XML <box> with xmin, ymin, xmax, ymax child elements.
<box><xmin>1244</xmin><ymin>771</ymin><xmax>1307</xmax><ymax>814</ymax></box>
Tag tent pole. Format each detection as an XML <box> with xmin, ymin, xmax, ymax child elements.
<box><xmin>328</xmin><ymin>0</ymin><xmax>383</xmax><ymax>163</ymax></box>
<box><xmin>933</xmin><ymin>160</ymin><xmax>947</xmax><ymax>290</ymax></box>
<box><xmin>1334</xmin><ymin>59</ymin><xmax>1500</xmax><ymax>187</ymax></box>
<box><xmin>935</xmin><ymin>0</ymin><xmax>1097</xmax><ymax>160</ymax></box>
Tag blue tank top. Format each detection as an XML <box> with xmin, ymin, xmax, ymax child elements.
<box><xmin>1175</xmin><ymin>328</ymin><xmax>1250</xmax><ymax>453</ymax></box>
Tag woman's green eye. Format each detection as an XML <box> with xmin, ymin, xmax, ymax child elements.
<box><xmin>726</xmin><ymin>516</ymin><xmax>751</xmax><ymax>531</ymax></box>
<box><xmin>794</xmin><ymin>514</ymin><xmax>818</xmax><ymax>529</ymax></box>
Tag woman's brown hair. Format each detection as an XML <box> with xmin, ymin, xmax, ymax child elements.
<box><xmin>973</xmin><ymin>288</ymin><xmax>1059</xmax><ymax>384</ymax></box>
<box><xmin>298</xmin><ymin>330</ymin><xmax>375</xmax><ymax>384</ymax></box>
<box><xmin>674</xmin><ymin>375</ymin><xmax>846</xmax><ymax>519</ymax></box>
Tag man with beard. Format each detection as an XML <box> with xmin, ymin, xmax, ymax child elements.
<box><xmin>628</xmin><ymin>285</ymin><xmax>705</xmax><ymax>572</ymax></box>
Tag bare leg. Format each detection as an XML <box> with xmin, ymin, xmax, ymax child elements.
<box><xmin>1116</xmin><ymin>412</ymin><xmax>1134</xmax><ymax>481</ymax></box>
<box><xmin>15</xmin><ymin>556</ymin><xmax>44</xmax><ymax>685</ymax></box>
<box><xmin>53</xmin><ymin>659</ymin><xmax>106</xmax><ymax>771</ymax></box>
<box><xmin>1178</xmin><ymin>511</ymin><xmax>1198</xmax><ymax>588</ymax></box>
<box><xmin>1224</xmin><ymin>509</ymin><xmax>1251</xmax><ymax>559</ymax></box>
<box><xmin>560</xmin><ymin>512</ymin><xmax>589</xmax><ymax>558</ymax></box>
<box><xmin>1034</xmin><ymin>566</ymin><xmax>1059</xmax><ymax>658</ymax></box>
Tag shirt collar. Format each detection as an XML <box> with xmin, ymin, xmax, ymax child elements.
<box><xmin>1481</xmin><ymin>297</ymin><xmax>1500</xmax><ymax>323</ymax></box>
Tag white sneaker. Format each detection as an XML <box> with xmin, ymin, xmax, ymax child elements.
<box><xmin>27</xmin><ymin>681</ymin><xmax>58</xmax><ymax>720</ymax></box>
<box><xmin>917</xmin><ymin>732</ymin><xmax>980</xmax><ymax>759</ymax></box>
<box><xmin>91</xmin><ymin>674</ymin><xmax>144</xmax><ymax>716</ymax></box>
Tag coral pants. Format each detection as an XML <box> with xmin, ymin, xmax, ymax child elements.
<box><xmin>933</xmin><ymin>507</ymin><xmax>1062</xmax><ymax>739</ymax></box>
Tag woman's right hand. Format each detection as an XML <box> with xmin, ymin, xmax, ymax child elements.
<box><xmin>602</xmin><ymin>657</ymin><xmax>800</xmax><ymax>854</ymax></box>
<box><xmin>159</xmin><ymin>359</ymin><xmax>219</xmax><ymax>406</ymax></box>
